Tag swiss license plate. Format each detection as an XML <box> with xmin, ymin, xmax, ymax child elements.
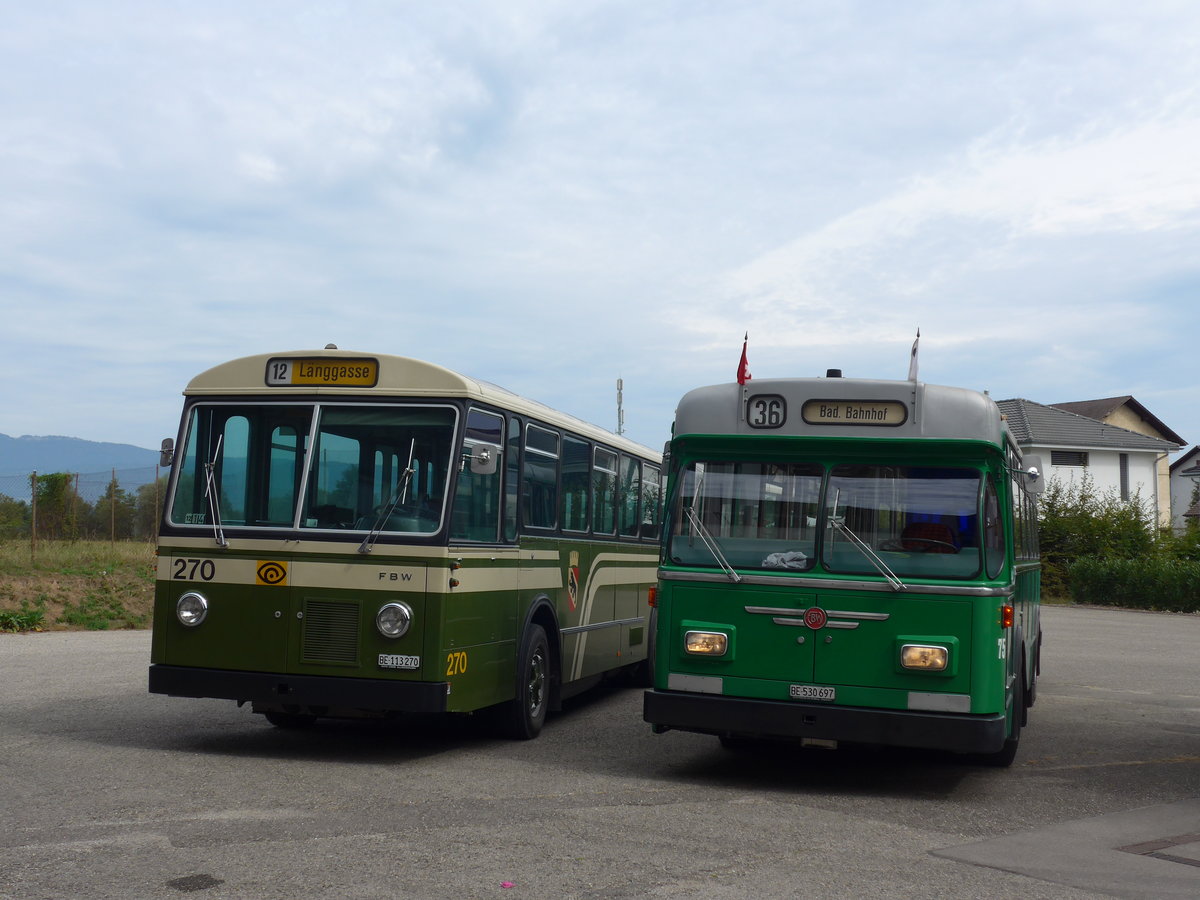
<box><xmin>378</xmin><ymin>654</ymin><xmax>420</xmax><ymax>670</ymax></box>
<box><xmin>790</xmin><ymin>684</ymin><xmax>836</xmax><ymax>701</ymax></box>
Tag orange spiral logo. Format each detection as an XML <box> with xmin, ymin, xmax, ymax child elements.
<box><xmin>256</xmin><ymin>561</ymin><xmax>288</xmax><ymax>586</ymax></box>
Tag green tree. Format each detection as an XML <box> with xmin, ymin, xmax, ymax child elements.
<box><xmin>134</xmin><ymin>478</ymin><xmax>169</xmax><ymax>539</ymax></box>
<box><xmin>34</xmin><ymin>473</ymin><xmax>87</xmax><ymax>540</ymax></box>
<box><xmin>88</xmin><ymin>478</ymin><xmax>138</xmax><ymax>540</ymax></box>
<box><xmin>0</xmin><ymin>493</ymin><xmax>30</xmax><ymax>538</ymax></box>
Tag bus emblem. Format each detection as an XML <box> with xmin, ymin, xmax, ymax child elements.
<box><xmin>256</xmin><ymin>561</ymin><xmax>288</xmax><ymax>586</ymax></box>
<box><xmin>567</xmin><ymin>566</ymin><xmax>580</xmax><ymax>611</ymax></box>
<box><xmin>803</xmin><ymin>607</ymin><xmax>828</xmax><ymax>630</ymax></box>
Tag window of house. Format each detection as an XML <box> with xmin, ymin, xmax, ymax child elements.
<box><xmin>1051</xmin><ymin>450</ymin><xmax>1088</xmax><ymax>467</ymax></box>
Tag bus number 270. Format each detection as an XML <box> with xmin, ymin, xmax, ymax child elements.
<box><xmin>172</xmin><ymin>558</ymin><xmax>216</xmax><ymax>581</ymax></box>
<box><xmin>445</xmin><ymin>651</ymin><xmax>468</xmax><ymax>676</ymax></box>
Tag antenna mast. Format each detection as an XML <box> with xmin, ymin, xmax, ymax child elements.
<box><xmin>616</xmin><ymin>378</ymin><xmax>625</xmax><ymax>435</ymax></box>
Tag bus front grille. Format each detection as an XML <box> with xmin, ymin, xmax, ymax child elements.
<box><xmin>302</xmin><ymin>600</ymin><xmax>360</xmax><ymax>664</ymax></box>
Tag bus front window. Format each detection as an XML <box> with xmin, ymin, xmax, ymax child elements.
<box><xmin>668</xmin><ymin>461</ymin><xmax>822</xmax><ymax>571</ymax></box>
<box><xmin>823</xmin><ymin>464</ymin><xmax>983</xmax><ymax>578</ymax></box>
<box><xmin>301</xmin><ymin>406</ymin><xmax>457</xmax><ymax>534</ymax></box>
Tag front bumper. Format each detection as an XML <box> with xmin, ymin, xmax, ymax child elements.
<box><xmin>149</xmin><ymin>664</ymin><xmax>449</xmax><ymax>714</ymax></box>
<box><xmin>643</xmin><ymin>688</ymin><xmax>1005</xmax><ymax>754</ymax></box>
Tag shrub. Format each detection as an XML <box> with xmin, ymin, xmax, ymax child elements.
<box><xmin>1069</xmin><ymin>557</ymin><xmax>1200</xmax><ymax>613</ymax></box>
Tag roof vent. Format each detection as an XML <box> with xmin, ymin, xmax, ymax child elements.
<box><xmin>325</xmin><ymin>343</ymin><xmax>338</xmax><ymax>349</ymax></box>
<box><xmin>826</xmin><ymin>368</ymin><xmax>842</xmax><ymax>378</ymax></box>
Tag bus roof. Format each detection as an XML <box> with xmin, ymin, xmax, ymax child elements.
<box><xmin>185</xmin><ymin>348</ymin><xmax>659</xmax><ymax>461</ymax></box>
<box><xmin>674</xmin><ymin>376</ymin><xmax>1008</xmax><ymax>450</ymax></box>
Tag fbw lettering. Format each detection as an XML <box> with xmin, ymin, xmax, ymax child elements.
<box><xmin>378</xmin><ymin>572</ymin><xmax>414</xmax><ymax>581</ymax></box>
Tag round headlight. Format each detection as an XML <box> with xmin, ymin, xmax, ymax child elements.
<box><xmin>176</xmin><ymin>592</ymin><xmax>209</xmax><ymax>627</ymax></box>
<box><xmin>376</xmin><ymin>601</ymin><xmax>413</xmax><ymax>638</ymax></box>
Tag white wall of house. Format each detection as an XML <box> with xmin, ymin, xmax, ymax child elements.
<box><xmin>1031</xmin><ymin>444</ymin><xmax>1165</xmax><ymax>523</ymax></box>
<box><xmin>1169</xmin><ymin>450</ymin><xmax>1200</xmax><ymax>532</ymax></box>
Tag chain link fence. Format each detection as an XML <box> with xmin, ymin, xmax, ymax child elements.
<box><xmin>0</xmin><ymin>467</ymin><xmax>166</xmax><ymax>543</ymax></box>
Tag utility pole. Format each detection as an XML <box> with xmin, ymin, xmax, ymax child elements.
<box><xmin>616</xmin><ymin>378</ymin><xmax>625</xmax><ymax>436</ymax></box>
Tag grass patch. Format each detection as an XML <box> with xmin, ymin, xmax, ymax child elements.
<box><xmin>0</xmin><ymin>540</ymin><xmax>155</xmax><ymax>631</ymax></box>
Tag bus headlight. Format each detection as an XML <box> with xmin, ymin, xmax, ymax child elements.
<box><xmin>901</xmin><ymin>644</ymin><xmax>949</xmax><ymax>671</ymax></box>
<box><xmin>684</xmin><ymin>630</ymin><xmax>728</xmax><ymax>656</ymax></box>
<box><xmin>376</xmin><ymin>601</ymin><xmax>413</xmax><ymax>639</ymax></box>
<box><xmin>176</xmin><ymin>592</ymin><xmax>209</xmax><ymax>627</ymax></box>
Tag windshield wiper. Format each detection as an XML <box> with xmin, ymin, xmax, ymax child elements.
<box><xmin>359</xmin><ymin>438</ymin><xmax>416</xmax><ymax>554</ymax></box>
<box><xmin>203</xmin><ymin>434</ymin><xmax>228</xmax><ymax>549</ymax></box>
<box><xmin>684</xmin><ymin>504</ymin><xmax>742</xmax><ymax>584</ymax></box>
<box><xmin>828</xmin><ymin>490</ymin><xmax>905</xmax><ymax>591</ymax></box>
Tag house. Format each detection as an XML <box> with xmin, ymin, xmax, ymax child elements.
<box><xmin>1169</xmin><ymin>445</ymin><xmax>1200</xmax><ymax>531</ymax></box>
<box><xmin>996</xmin><ymin>398</ymin><xmax>1182</xmax><ymax>528</ymax></box>
<box><xmin>1051</xmin><ymin>396</ymin><xmax>1187</xmax><ymax>531</ymax></box>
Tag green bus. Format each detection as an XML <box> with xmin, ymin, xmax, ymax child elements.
<box><xmin>149</xmin><ymin>348</ymin><xmax>661</xmax><ymax>738</ymax></box>
<box><xmin>643</xmin><ymin>370</ymin><xmax>1043</xmax><ymax>765</ymax></box>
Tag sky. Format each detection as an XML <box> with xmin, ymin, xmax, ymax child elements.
<box><xmin>3</xmin><ymin>0</ymin><xmax>1200</xmax><ymax>456</ymax></box>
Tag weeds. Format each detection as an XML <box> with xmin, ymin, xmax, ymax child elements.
<box><xmin>0</xmin><ymin>540</ymin><xmax>155</xmax><ymax>631</ymax></box>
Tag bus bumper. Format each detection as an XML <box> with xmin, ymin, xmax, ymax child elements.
<box><xmin>643</xmin><ymin>689</ymin><xmax>1006</xmax><ymax>754</ymax></box>
<box><xmin>149</xmin><ymin>664</ymin><xmax>449</xmax><ymax>714</ymax></box>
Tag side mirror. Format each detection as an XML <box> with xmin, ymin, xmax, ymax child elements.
<box><xmin>465</xmin><ymin>443</ymin><xmax>500</xmax><ymax>476</ymax></box>
<box><xmin>1022</xmin><ymin>455</ymin><xmax>1045</xmax><ymax>496</ymax></box>
<box><xmin>160</xmin><ymin>438</ymin><xmax>175</xmax><ymax>467</ymax></box>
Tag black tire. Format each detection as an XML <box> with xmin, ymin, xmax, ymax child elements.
<box><xmin>630</xmin><ymin>609</ymin><xmax>657</xmax><ymax>688</ymax></box>
<box><xmin>263</xmin><ymin>710</ymin><xmax>316</xmax><ymax>729</ymax></box>
<box><xmin>978</xmin><ymin>666</ymin><xmax>1022</xmax><ymax>767</ymax></box>
<box><xmin>502</xmin><ymin>624</ymin><xmax>550</xmax><ymax>740</ymax></box>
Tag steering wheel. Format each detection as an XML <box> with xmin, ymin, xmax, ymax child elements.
<box><xmin>880</xmin><ymin>537</ymin><xmax>958</xmax><ymax>553</ymax></box>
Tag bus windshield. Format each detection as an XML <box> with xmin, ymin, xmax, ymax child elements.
<box><xmin>667</xmin><ymin>460</ymin><xmax>985</xmax><ymax>579</ymax></box>
<box><xmin>826</xmin><ymin>465</ymin><xmax>982</xmax><ymax>578</ymax></box>
<box><xmin>167</xmin><ymin>403</ymin><xmax>458</xmax><ymax>534</ymax></box>
<box><xmin>668</xmin><ymin>461</ymin><xmax>822</xmax><ymax>571</ymax></box>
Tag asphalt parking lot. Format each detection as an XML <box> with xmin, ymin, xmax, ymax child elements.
<box><xmin>1</xmin><ymin>605</ymin><xmax>1197</xmax><ymax>899</ymax></box>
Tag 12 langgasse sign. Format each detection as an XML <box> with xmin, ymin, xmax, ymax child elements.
<box><xmin>801</xmin><ymin>399</ymin><xmax>908</xmax><ymax>426</ymax></box>
<box><xmin>265</xmin><ymin>357</ymin><xmax>379</xmax><ymax>387</ymax></box>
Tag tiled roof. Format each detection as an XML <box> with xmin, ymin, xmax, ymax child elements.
<box><xmin>997</xmin><ymin>398</ymin><xmax>1181</xmax><ymax>451</ymax></box>
<box><xmin>1170</xmin><ymin>445</ymin><xmax>1200</xmax><ymax>475</ymax></box>
<box><xmin>1051</xmin><ymin>396</ymin><xmax>1187</xmax><ymax>445</ymax></box>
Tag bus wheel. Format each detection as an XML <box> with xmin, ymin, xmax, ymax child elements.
<box><xmin>503</xmin><ymin>624</ymin><xmax>550</xmax><ymax>740</ymax></box>
<box><xmin>978</xmin><ymin>669</ymin><xmax>1022</xmax><ymax>767</ymax></box>
<box><xmin>263</xmin><ymin>710</ymin><xmax>316</xmax><ymax>729</ymax></box>
<box><xmin>630</xmin><ymin>609</ymin><xmax>657</xmax><ymax>688</ymax></box>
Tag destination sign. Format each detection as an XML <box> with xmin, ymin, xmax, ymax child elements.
<box><xmin>265</xmin><ymin>357</ymin><xmax>379</xmax><ymax>387</ymax></box>
<box><xmin>801</xmin><ymin>399</ymin><xmax>908</xmax><ymax>426</ymax></box>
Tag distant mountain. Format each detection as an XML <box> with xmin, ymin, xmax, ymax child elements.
<box><xmin>0</xmin><ymin>433</ymin><xmax>158</xmax><ymax>476</ymax></box>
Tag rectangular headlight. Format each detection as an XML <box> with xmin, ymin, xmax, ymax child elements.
<box><xmin>684</xmin><ymin>631</ymin><xmax>729</xmax><ymax>656</ymax></box>
<box><xmin>901</xmin><ymin>644</ymin><xmax>949</xmax><ymax>671</ymax></box>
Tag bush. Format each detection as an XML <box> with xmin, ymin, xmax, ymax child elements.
<box><xmin>1038</xmin><ymin>472</ymin><xmax>1158</xmax><ymax>598</ymax></box>
<box><xmin>1069</xmin><ymin>557</ymin><xmax>1200</xmax><ymax>613</ymax></box>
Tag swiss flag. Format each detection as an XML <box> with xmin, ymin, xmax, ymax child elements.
<box><xmin>737</xmin><ymin>333</ymin><xmax>751</xmax><ymax>385</ymax></box>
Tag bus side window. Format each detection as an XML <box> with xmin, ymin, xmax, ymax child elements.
<box><xmin>452</xmin><ymin>408</ymin><xmax>504</xmax><ymax>542</ymax></box>
<box><xmin>524</xmin><ymin>424</ymin><xmax>559</xmax><ymax>530</ymax></box>
<box><xmin>593</xmin><ymin>447</ymin><xmax>617</xmax><ymax>535</ymax></box>
<box><xmin>561</xmin><ymin>436</ymin><xmax>590</xmax><ymax>532</ymax></box>
<box><xmin>504</xmin><ymin>416</ymin><xmax>520</xmax><ymax>541</ymax></box>
<box><xmin>984</xmin><ymin>479</ymin><xmax>1005</xmax><ymax>578</ymax></box>
<box><xmin>641</xmin><ymin>463</ymin><xmax>661</xmax><ymax>540</ymax></box>
<box><xmin>619</xmin><ymin>455</ymin><xmax>641</xmax><ymax>538</ymax></box>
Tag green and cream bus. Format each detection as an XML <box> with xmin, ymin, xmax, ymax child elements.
<box><xmin>643</xmin><ymin>370</ymin><xmax>1042</xmax><ymax>765</ymax></box>
<box><xmin>149</xmin><ymin>348</ymin><xmax>661</xmax><ymax>738</ymax></box>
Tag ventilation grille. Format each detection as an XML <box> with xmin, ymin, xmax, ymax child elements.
<box><xmin>302</xmin><ymin>600</ymin><xmax>360</xmax><ymax>664</ymax></box>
